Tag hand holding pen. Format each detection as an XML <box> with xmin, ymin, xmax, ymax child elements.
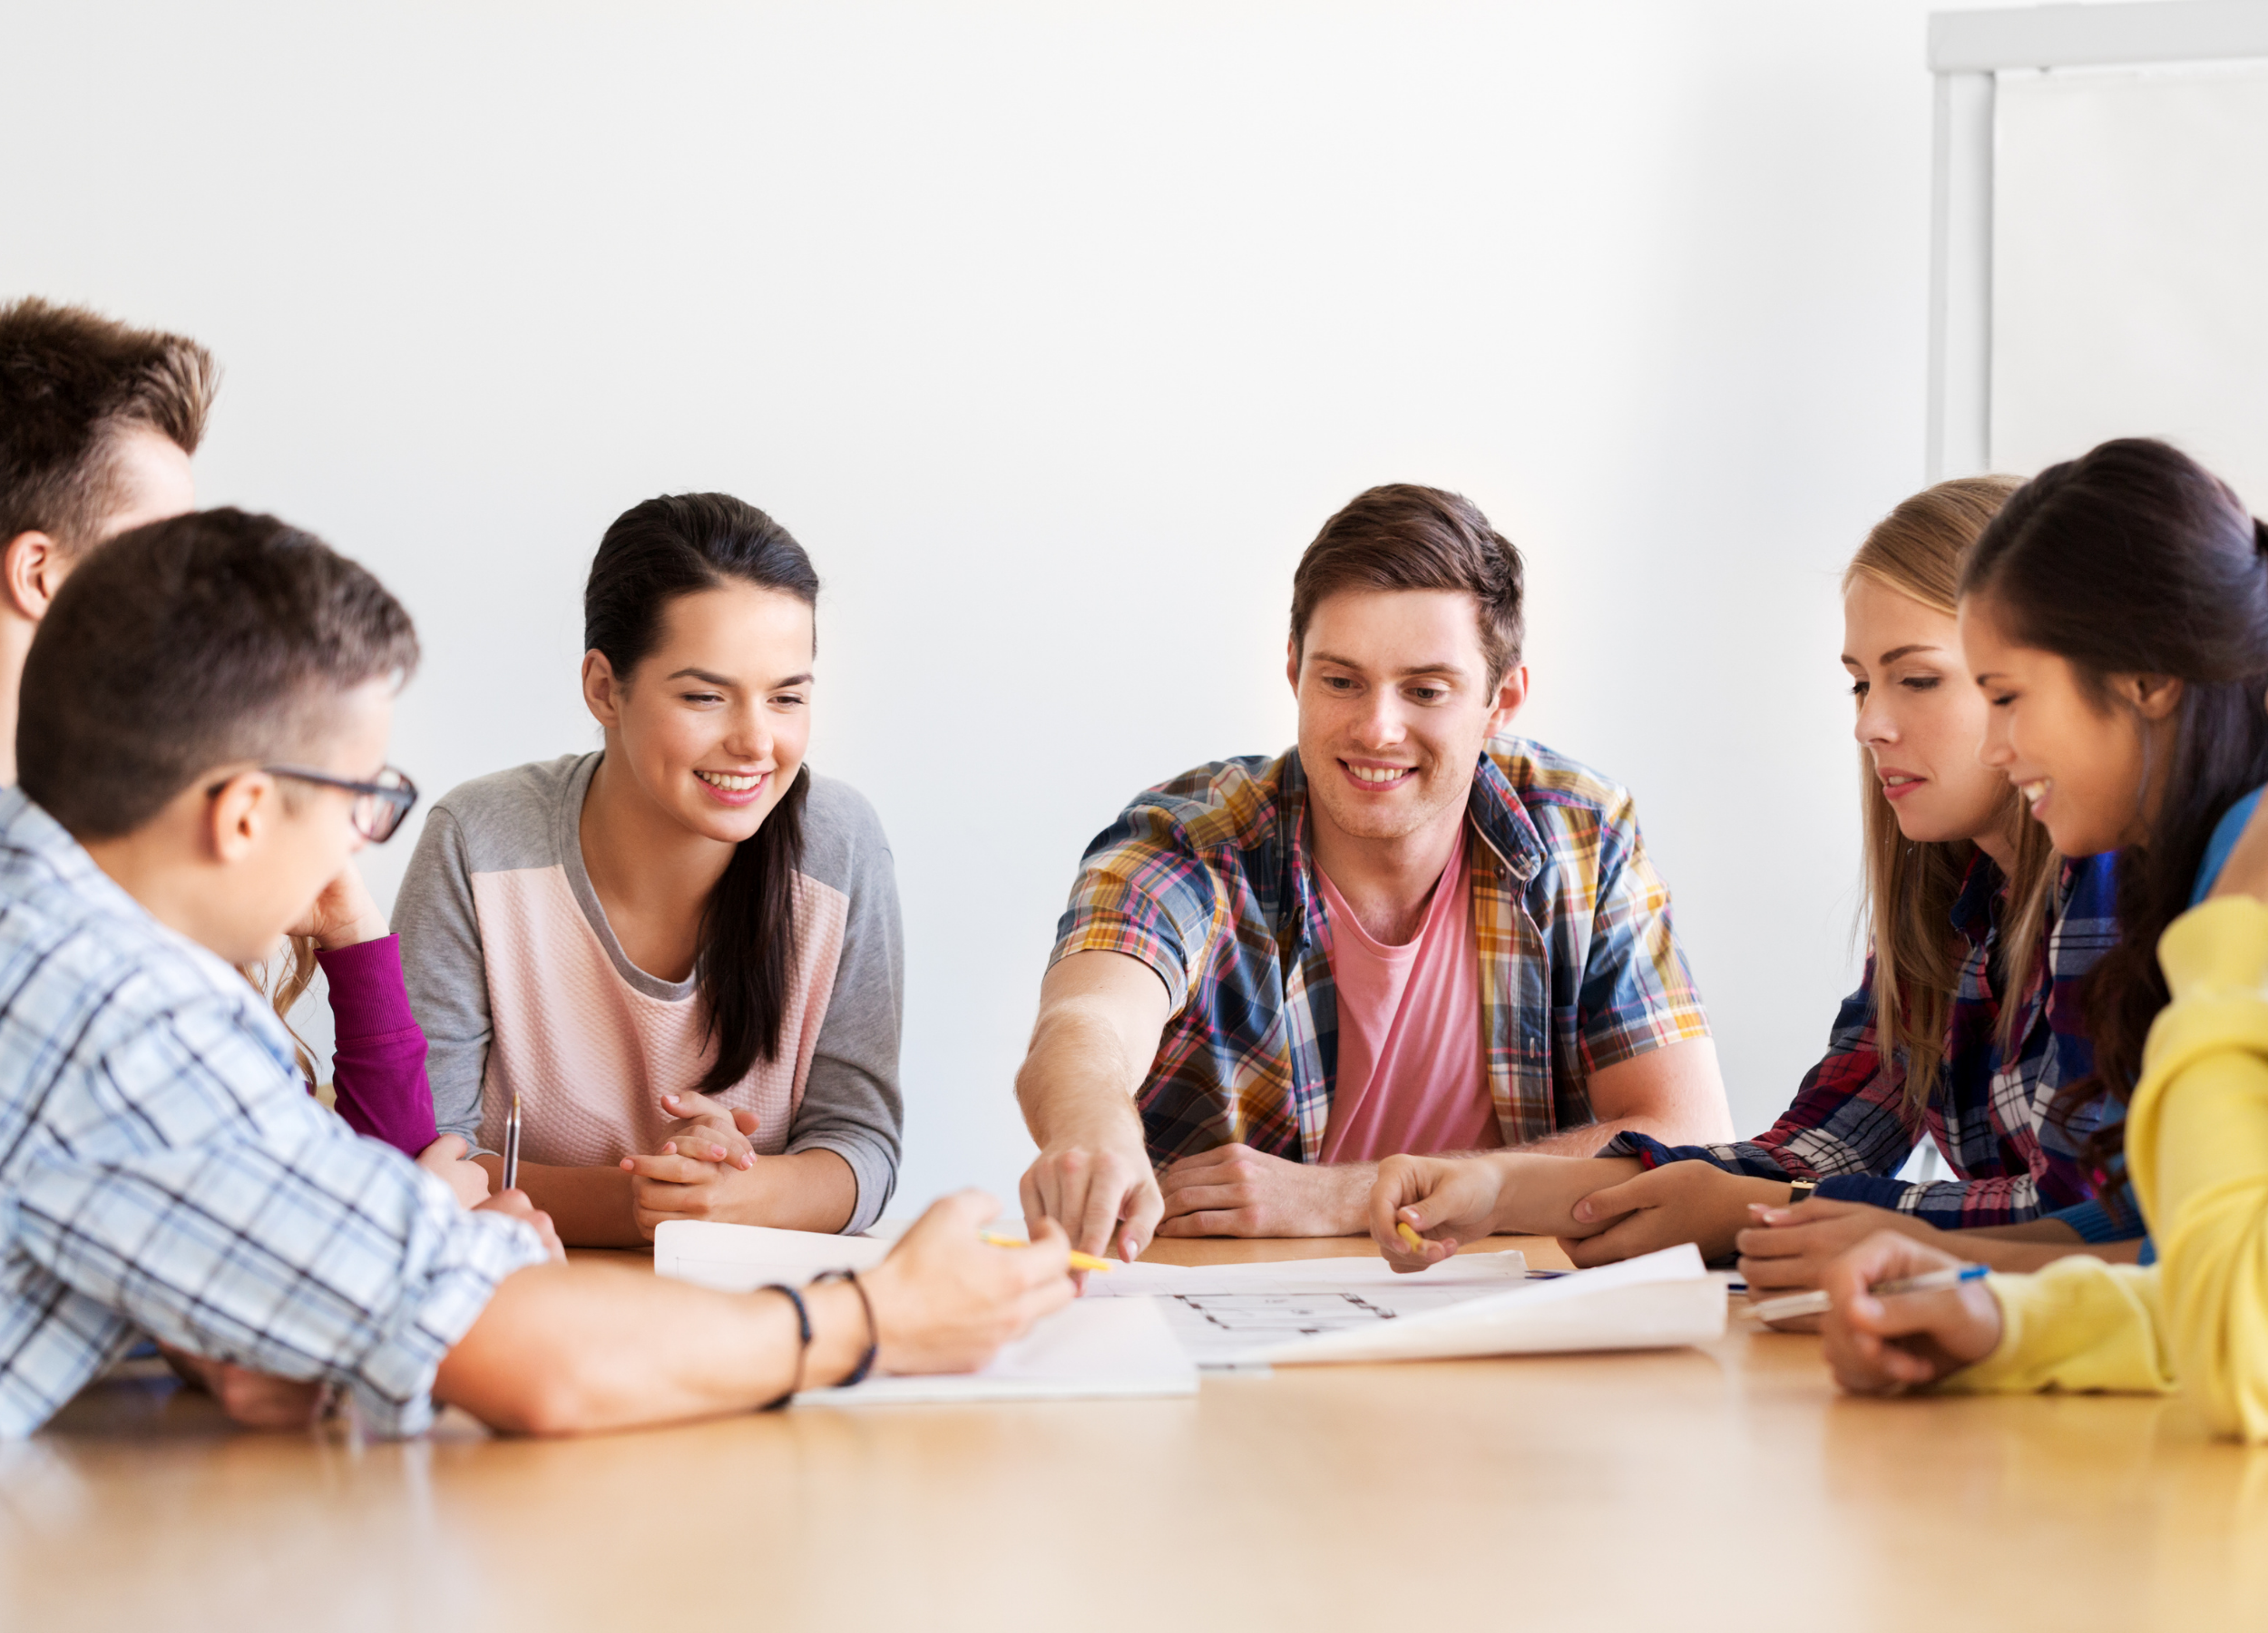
<box><xmin>1807</xmin><ymin>1231</ymin><xmax>2004</xmax><ymax>1395</ymax></box>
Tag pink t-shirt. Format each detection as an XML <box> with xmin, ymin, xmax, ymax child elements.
<box><xmin>1315</xmin><ymin>838</ymin><xmax>1501</xmax><ymax>1164</ymax></box>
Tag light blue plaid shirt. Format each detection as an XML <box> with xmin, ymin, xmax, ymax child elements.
<box><xmin>0</xmin><ymin>789</ymin><xmax>547</xmax><ymax>1437</ymax></box>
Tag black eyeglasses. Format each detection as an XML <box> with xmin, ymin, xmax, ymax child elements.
<box><xmin>253</xmin><ymin>765</ymin><xmax>420</xmax><ymax>842</ymax></box>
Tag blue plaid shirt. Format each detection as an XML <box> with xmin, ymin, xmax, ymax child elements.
<box><xmin>1607</xmin><ymin>850</ymin><xmax>2123</xmax><ymax>1229</ymax></box>
<box><xmin>0</xmin><ymin>790</ymin><xmax>546</xmax><ymax>1437</ymax></box>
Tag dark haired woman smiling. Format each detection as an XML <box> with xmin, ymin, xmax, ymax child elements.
<box><xmin>1813</xmin><ymin>440</ymin><xmax>2268</xmax><ymax>1422</ymax></box>
<box><xmin>396</xmin><ymin>494</ymin><xmax>904</xmax><ymax>1245</ymax></box>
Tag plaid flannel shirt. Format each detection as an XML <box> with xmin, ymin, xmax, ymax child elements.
<box><xmin>0</xmin><ymin>790</ymin><xmax>547</xmax><ymax>1437</ymax></box>
<box><xmin>1050</xmin><ymin>738</ymin><xmax>1711</xmax><ymax>1163</ymax></box>
<box><xmin>1608</xmin><ymin>848</ymin><xmax>2121</xmax><ymax>1229</ymax></box>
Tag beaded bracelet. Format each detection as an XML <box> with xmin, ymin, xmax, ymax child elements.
<box><xmin>812</xmin><ymin>1268</ymin><xmax>878</xmax><ymax>1387</ymax></box>
<box><xmin>758</xmin><ymin>1283</ymin><xmax>812</xmax><ymax>1410</ymax></box>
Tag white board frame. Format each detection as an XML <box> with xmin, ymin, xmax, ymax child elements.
<box><xmin>1925</xmin><ymin>1</ymin><xmax>2268</xmax><ymax>480</ymax></box>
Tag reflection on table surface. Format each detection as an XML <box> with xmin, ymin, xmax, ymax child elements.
<box><xmin>7</xmin><ymin>1236</ymin><xmax>2267</xmax><ymax>1632</ymax></box>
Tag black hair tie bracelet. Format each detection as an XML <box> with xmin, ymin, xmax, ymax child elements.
<box><xmin>758</xmin><ymin>1283</ymin><xmax>812</xmax><ymax>1410</ymax></box>
<box><xmin>811</xmin><ymin>1267</ymin><xmax>878</xmax><ymax>1387</ymax></box>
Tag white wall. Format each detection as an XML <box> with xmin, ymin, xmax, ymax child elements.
<box><xmin>1994</xmin><ymin>59</ymin><xmax>2268</xmax><ymax>508</ymax></box>
<box><xmin>1</xmin><ymin>0</ymin><xmax>2007</xmax><ymax>1211</ymax></box>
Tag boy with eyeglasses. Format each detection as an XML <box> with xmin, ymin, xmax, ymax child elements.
<box><xmin>0</xmin><ymin>507</ymin><xmax>1071</xmax><ymax>1436</ymax></box>
<box><xmin>0</xmin><ymin>298</ymin><xmax>493</xmax><ymax>1197</ymax></box>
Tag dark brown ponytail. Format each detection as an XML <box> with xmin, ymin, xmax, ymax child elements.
<box><xmin>583</xmin><ymin>494</ymin><xmax>819</xmax><ymax>1089</ymax></box>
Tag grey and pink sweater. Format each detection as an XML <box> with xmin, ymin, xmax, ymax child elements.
<box><xmin>393</xmin><ymin>752</ymin><xmax>904</xmax><ymax>1234</ymax></box>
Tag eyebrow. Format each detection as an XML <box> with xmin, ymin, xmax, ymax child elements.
<box><xmin>1308</xmin><ymin>650</ymin><xmax>1470</xmax><ymax>680</ymax></box>
<box><xmin>665</xmin><ymin>667</ymin><xmax>815</xmax><ymax>689</ymax></box>
<box><xmin>1838</xmin><ymin>642</ymin><xmax>1946</xmax><ymax>669</ymax></box>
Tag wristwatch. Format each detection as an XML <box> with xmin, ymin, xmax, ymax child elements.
<box><xmin>1787</xmin><ymin>1178</ymin><xmax>1819</xmax><ymax>1207</ymax></box>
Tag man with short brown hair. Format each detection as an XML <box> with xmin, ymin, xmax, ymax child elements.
<box><xmin>0</xmin><ymin>296</ymin><xmax>215</xmax><ymax>780</ymax></box>
<box><xmin>1013</xmin><ymin>484</ymin><xmax>1733</xmax><ymax>1261</ymax></box>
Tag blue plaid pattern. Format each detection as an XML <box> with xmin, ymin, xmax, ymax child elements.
<box><xmin>0</xmin><ymin>790</ymin><xmax>546</xmax><ymax>1437</ymax></box>
<box><xmin>1608</xmin><ymin>850</ymin><xmax>2123</xmax><ymax>1229</ymax></box>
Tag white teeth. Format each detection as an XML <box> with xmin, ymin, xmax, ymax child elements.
<box><xmin>697</xmin><ymin>771</ymin><xmax>763</xmax><ymax>792</ymax></box>
<box><xmin>2020</xmin><ymin>779</ymin><xmax>2049</xmax><ymax>804</ymax></box>
<box><xmin>1350</xmin><ymin>765</ymin><xmax>1411</xmax><ymax>784</ymax></box>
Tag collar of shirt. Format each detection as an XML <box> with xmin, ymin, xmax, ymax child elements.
<box><xmin>1948</xmin><ymin>846</ymin><xmax>2007</xmax><ymax>951</ymax></box>
<box><xmin>1275</xmin><ymin>746</ymin><xmax>1549</xmax><ymax>959</ymax></box>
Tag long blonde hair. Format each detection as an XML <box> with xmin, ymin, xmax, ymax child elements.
<box><xmin>241</xmin><ymin>936</ymin><xmax>323</xmax><ymax>1086</ymax></box>
<box><xmin>1844</xmin><ymin>474</ymin><xmax>2055</xmax><ymax>1114</ymax></box>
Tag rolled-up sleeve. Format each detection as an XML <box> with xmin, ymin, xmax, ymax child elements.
<box><xmin>1570</xmin><ymin>788</ymin><xmax>1711</xmax><ymax>1071</ymax></box>
<box><xmin>1049</xmin><ymin>803</ymin><xmax>1220</xmax><ymax>1017</ymax></box>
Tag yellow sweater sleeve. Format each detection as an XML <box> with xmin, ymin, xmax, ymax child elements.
<box><xmin>1943</xmin><ymin>895</ymin><xmax>2268</xmax><ymax>1436</ymax></box>
<box><xmin>1937</xmin><ymin>1261</ymin><xmax>2171</xmax><ymax>1395</ymax></box>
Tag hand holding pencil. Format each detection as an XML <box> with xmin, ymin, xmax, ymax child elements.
<box><xmin>856</xmin><ymin>1193</ymin><xmax>1078</xmax><ymax>1374</ymax></box>
<box><xmin>983</xmin><ymin>1232</ymin><xmax>1116</xmax><ymax>1274</ymax></box>
<box><xmin>1812</xmin><ymin>1230</ymin><xmax>2004</xmax><ymax>1395</ymax></box>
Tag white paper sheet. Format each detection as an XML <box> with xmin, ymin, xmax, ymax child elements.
<box><xmin>652</xmin><ymin>1219</ymin><xmax>888</xmax><ymax>1292</ymax></box>
<box><xmin>1256</xmin><ymin>1243</ymin><xmax>1725</xmax><ymax>1365</ymax></box>
<box><xmin>1080</xmin><ymin>1250</ymin><xmax>1532</xmax><ymax>1369</ymax></box>
<box><xmin>796</xmin><ymin>1297</ymin><xmax>1197</xmax><ymax>1406</ymax></box>
<box><xmin>653</xmin><ymin>1220</ymin><xmax>1199</xmax><ymax>1403</ymax></box>
<box><xmin>1084</xmin><ymin>1249</ymin><xmax>1530</xmax><ymax>1296</ymax></box>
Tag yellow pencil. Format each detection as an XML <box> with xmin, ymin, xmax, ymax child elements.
<box><xmin>982</xmin><ymin>1231</ymin><xmax>1116</xmax><ymax>1274</ymax></box>
<box><xmin>1396</xmin><ymin>1220</ymin><xmax>1426</xmax><ymax>1252</ymax></box>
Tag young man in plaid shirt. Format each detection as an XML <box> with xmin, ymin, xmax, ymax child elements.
<box><xmin>1013</xmin><ymin>484</ymin><xmax>1732</xmax><ymax>1264</ymax></box>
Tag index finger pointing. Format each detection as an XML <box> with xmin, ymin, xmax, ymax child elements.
<box><xmin>1074</xmin><ymin>1164</ymin><xmax>1131</xmax><ymax>1261</ymax></box>
<box><xmin>1120</xmin><ymin>1174</ymin><xmax>1163</xmax><ymax>1262</ymax></box>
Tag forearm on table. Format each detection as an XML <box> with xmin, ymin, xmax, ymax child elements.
<box><xmin>1964</xmin><ymin>1218</ymin><xmax>2086</xmax><ymax>1244</ymax></box>
<box><xmin>435</xmin><ymin>1261</ymin><xmax>870</xmax><ymax>1434</ymax></box>
<box><xmin>1950</xmin><ymin>1234</ymin><xmax>2146</xmax><ymax>1271</ymax></box>
<box><xmin>745</xmin><ymin>1148</ymin><xmax>861</xmax><ymax>1232</ymax></box>
<box><xmin>480</xmin><ymin>1158</ymin><xmax>643</xmax><ymax>1247</ymax></box>
<box><xmin>1480</xmin><ymin>1153</ymin><xmax>1644</xmax><ymax>1235</ymax></box>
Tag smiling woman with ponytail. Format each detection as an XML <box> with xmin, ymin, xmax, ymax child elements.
<box><xmin>395</xmin><ymin>494</ymin><xmax>905</xmax><ymax>1246</ymax></box>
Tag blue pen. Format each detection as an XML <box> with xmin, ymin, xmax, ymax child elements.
<box><xmin>1749</xmin><ymin>1262</ymin><xmax>1987</xmax><ymax>1325</ymax></box>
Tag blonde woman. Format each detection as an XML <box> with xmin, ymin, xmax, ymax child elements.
<box><xmin>1370</xmin><ymin>478</ymin><xmax>2136</xmax><ymax>1281</ymax></box>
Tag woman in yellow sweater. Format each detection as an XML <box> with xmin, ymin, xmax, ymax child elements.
<box><xmin>1817</xmin><ymin>439</ymin><xmax>2268</xmax><ymax>1439</ymax></box>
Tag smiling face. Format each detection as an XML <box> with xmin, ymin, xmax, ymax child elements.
<box><xmin>1290</xmin><ymin>588</ymin><xmax>1524</xmax><ymax>848</ymax></box>
<box><xmin>1960</xmin><ymin>592</ymin><xmax>2175</xmax><ymax>857</ymax></box>
<box><xmin>1842</xmin><ymin>575</ymin><xmax>2009</xmax><ymax>850</ymax></box>
<box><xmin>584</xmin><ymin>581</ymin><xmax>815</xmax><ymax>846</ymax></box>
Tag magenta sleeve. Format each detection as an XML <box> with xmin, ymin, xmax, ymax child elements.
<box><xmin>315</xmin><ymin>935</ymin><xmax>440</xmax><ymax>1159</ymax></box>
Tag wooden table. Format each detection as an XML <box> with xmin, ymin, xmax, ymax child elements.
<box><xmin>8</xmin><ymin>1235</ymin><xmax>2268</xmax><ymax>1632</ymax></box>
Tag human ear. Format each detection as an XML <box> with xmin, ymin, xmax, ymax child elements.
<box><xmin>1285</xmin><ymin>637</ymin><xmax>1301</xmax><ymax>697</ymax></box>
<box><xmin>202</xmin><ymin>772</ymin><xmax>275</xmax><ymax>865</ymax></box>
<box><xmin>1486</xmin><ymin>664</ymin><xmax>1530</xmax><ymax>736</ymax></box>
<box><xmin>582</xmin><ymin>650</ymin><xmax>622</xmax><ymax>728</ymax></box>
<box><xmin>2128</xmin><ymin>674</ymin><xmax>2185</xmax><ymax>722</ymax></box>
<box><xmin>1</xmin><ymin>532</ymin><xmax>63</xmax><ymax>622</ymax></box>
